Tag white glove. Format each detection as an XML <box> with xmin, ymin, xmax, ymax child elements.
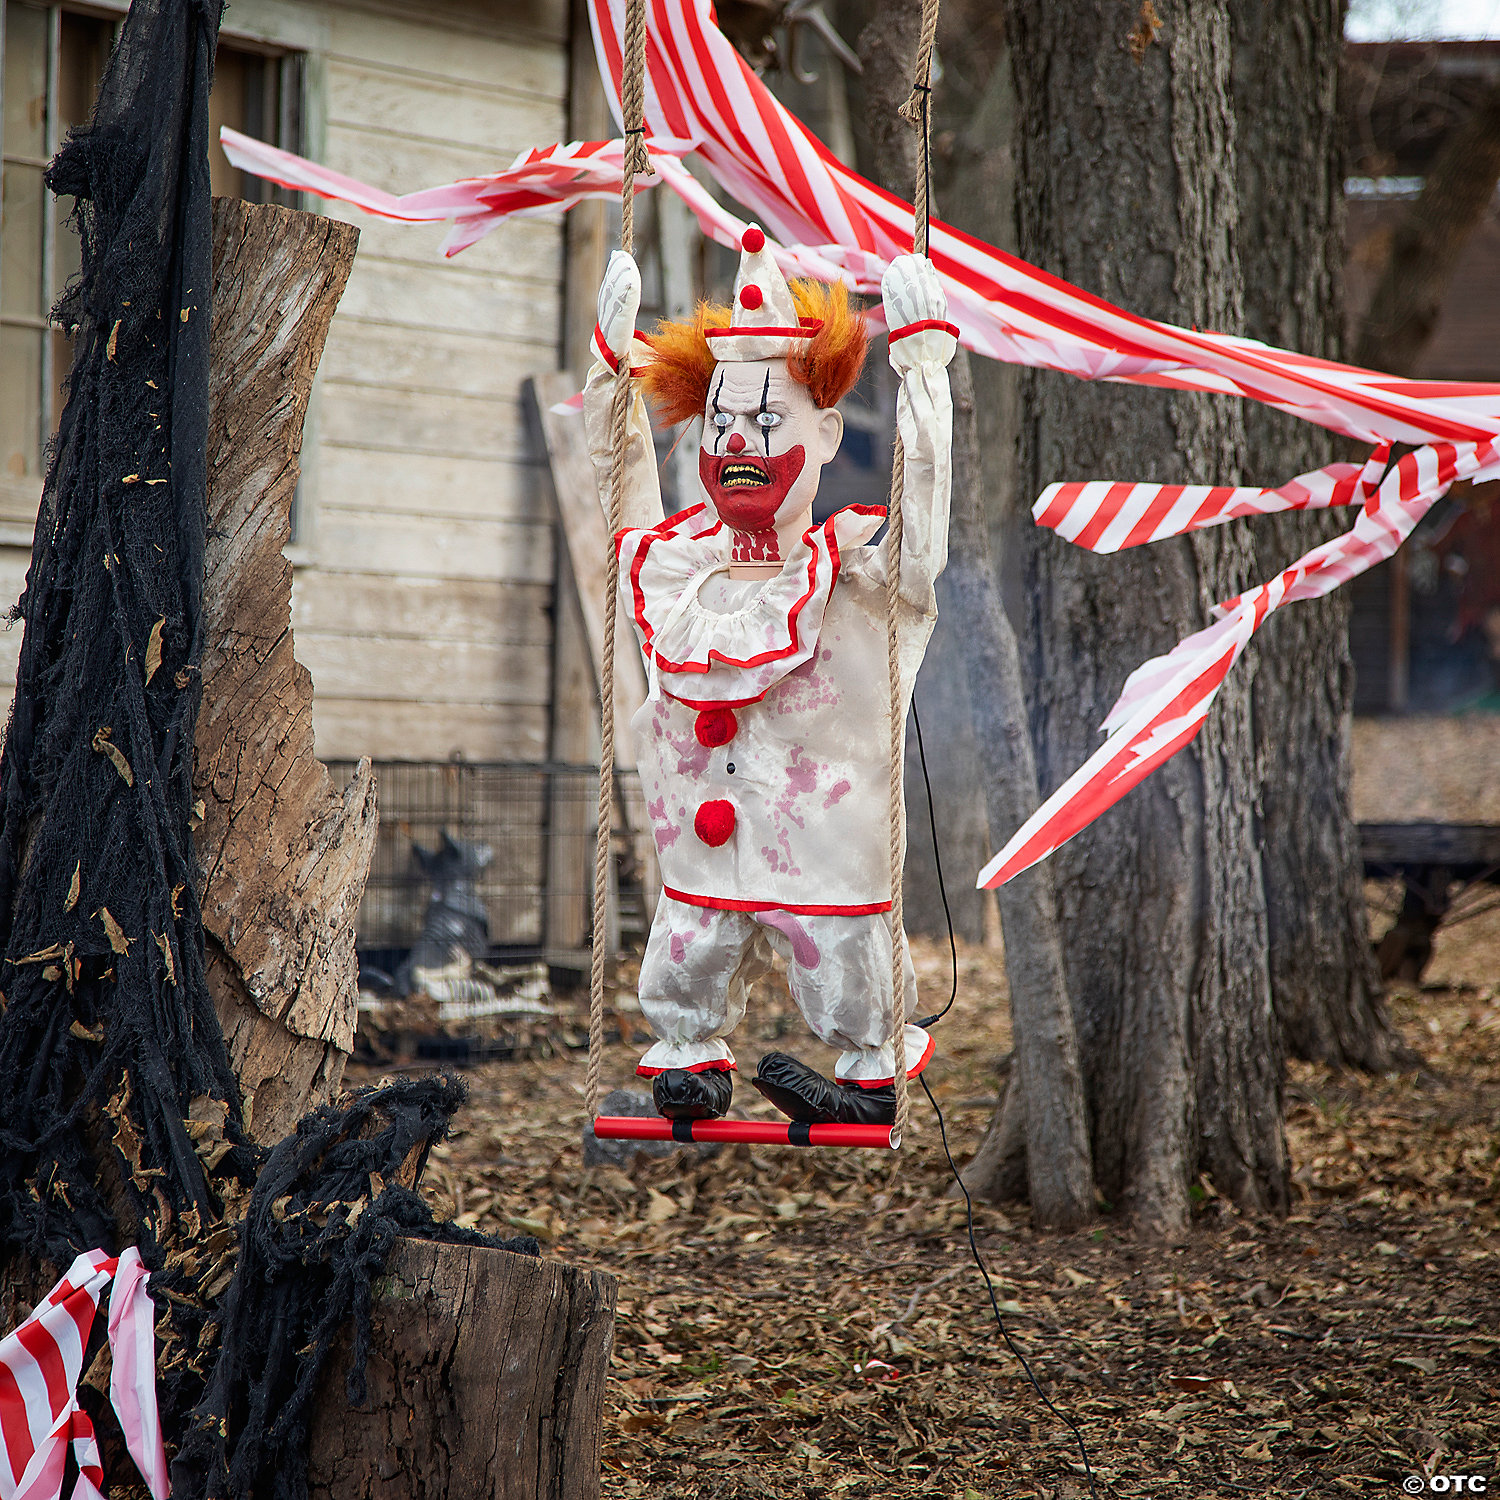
<box><xmin>882</xmin><ymin>254</ymin><xmax>957</xmax><ymax>371</ymax></box>
<box><xmin>595</xmin><ymin>250</ymin><xmax>642</xmax><ymax>364</ymax></box>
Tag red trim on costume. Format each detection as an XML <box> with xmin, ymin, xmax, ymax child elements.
<box><xmin>593</xmin><ymin>324</ymin><xmax>649</xmax><ymax>376</ymax></box>
<box><xmin>666</xmin><ymin>686</ymin><xmax>769</xmax><ymax>711</ymax></box>
<box><xmin>705</xmin><ymin>322</ymin><xmax>821</xmax><ymax>341</ymax></box>
<box><xmin>620</xmin><ymin>504</ymin><xmax>886</xmax><ymax>677</ymax></box>
<box><xmin>888</xmin><ymin>318</ymin><xmax>961</xmax><ymax>343</ymax></box>
<box><xmin>634</xmin><ymin>1059</ymin><xmax>737</xmax><ymax>1077</ymax></box>
<box><xmin>593</xmin><ymin>322</ymin><xmax>619</xmax><ymax>373</ymax></box>
<box><xmin>836</xmin><ymin>1032</ymin><xmax>936</xmax><ymax>1089</ymax></box>
<box><xmin>662</xmin><ymin>885</ymin><xmax>892</xmax><ymax>916</ymax></box>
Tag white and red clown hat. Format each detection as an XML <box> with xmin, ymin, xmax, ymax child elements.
<box><xmin>706</xmin><ymin>225</ymin><xmax>821</xmax><ymax>363</ymax></box>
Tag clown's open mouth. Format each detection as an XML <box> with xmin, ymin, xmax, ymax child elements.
<box><xmin>719</xmin><ymin>460</ymin><xmax>771</xmax><ymax>489</ymax></box>
<box><xmin>701</xmin><ymin>444</ymin><xmax>806</xmax><ymax>531</ymax></box>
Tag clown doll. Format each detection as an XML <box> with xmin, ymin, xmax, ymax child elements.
<box><xmin>585</xmin><ymin>226</ymin><xmax>956</xmax><ymax>1127</ymax></box>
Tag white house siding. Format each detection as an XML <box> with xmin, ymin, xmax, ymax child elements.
<box><xmin>0</xmin><ymin>0</ymin><xmax>570</xmax><ymax>764</ymax></box>
<box><xmin>289</xmin><ymin>0</ymin><xmax>569</xmax><ymax>761</ymax></box>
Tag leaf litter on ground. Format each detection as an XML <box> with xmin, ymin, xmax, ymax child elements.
<box><xmin>349</xmin><ymin>899</ymin><xmax>1500</xmax><ymax>1499</ymax></box>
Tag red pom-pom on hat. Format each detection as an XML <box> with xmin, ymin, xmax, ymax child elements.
<box><xmin>694</xmin><ymin>800</ymin><xmax>736</xmax><ymax>847</ymax></box>
<box><xmin>741</xmin><ymin>225</ymin><xmax>766</xmax><ymax>253</ymax></box>
<box><xmin>694</xmin><ymin>707</ymin><xmax>738</xmax><ymax>747</ymax></box>
<box><xmin>739</xmin><ymin>284</ymin><xmax>764</xmax><ymax>311</ymax></box>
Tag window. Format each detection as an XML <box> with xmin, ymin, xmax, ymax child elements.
<box><xmin>1</xmin><ymin>3</ymin><xmax>112</xmax><ymax>522</ymax></box>
<box><xmin>0</xmin><ymin>1</ymin><xmax>302</xmax><ymax>523</ymax></box>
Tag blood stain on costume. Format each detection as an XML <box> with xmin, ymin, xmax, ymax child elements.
<box><xmin>647</xmin><ymin>795</ymin><xmax>681</xmax><ymax>851</ymax></box>
<box><xmin>755</xmin><ymin>909</ymin><xmax>820</xmax><ymax>969</ymax></box>
<box><xmin>823</xmin><ymin>777</ymin><xmax>852</xmax><ymax>808</ymax></box>
<box><xmin>666</xmin><ymin>722</ymin><xmax>711</xmax><ymax>776</ymax></box>
<box><xmin>669</xmin><ymin>930</ymin><xmax>696</xmax><ymax>963</ymax></box>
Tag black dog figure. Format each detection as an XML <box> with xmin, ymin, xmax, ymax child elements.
<box><xmin>392</xmin><ymin>832</ymin><xmax>493</xmax><ymax>997</ymax></box>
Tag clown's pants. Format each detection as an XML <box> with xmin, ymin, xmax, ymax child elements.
<box><xmin>634</xmin><ymin>897</ymin><xmax>933</xmax><ymax>1086</ymax></box>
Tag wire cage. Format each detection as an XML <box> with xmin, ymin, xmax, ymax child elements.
<box><xmin>323</xmin><ymin>760</ymin><xmax>648</xmax><ymax>964</ymax></box>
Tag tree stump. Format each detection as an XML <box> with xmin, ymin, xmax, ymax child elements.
<box><xmin>305</xmin><ymin>1238</ymin><xmax>617</xmax><ymax>1500</ymax></box>
<box><xmin>198</xmin><ymin>198</ymin><xmax>378</xmax><ymax>1142</ymax></box>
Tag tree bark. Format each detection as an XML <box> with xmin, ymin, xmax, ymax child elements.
<box><xmin>1356</xmin><ymin>76</ymin><xmax>1500</xmax><ymax>377</ymax></box>
<box><xmin>1005</xmin><ymin>0</ymin><xmax>1288</xmax><ymax>1234</ymax></box>
<box><xmin>857</xmin><ymin>3</ymin><xmax>1094</xmax><ymax>1229</ymax></box>
<box><xmin>305</xmin><ymin>1237</ymin><xmax>617</xmax><ymax>1500</ymax></box>
<box><xmin>199</xmin><ymin>199</ymin><xmax>379</xmax><ymax>1144</ymax></box>
<box><xmin>1231</xmin><ymin>0</ymin><xmax>1406</xmax><ymax>1072</ymax></box>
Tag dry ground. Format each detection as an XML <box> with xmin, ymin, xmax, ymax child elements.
<box><xmin>352</xmin><ymin>901</ymin><xmax>1500</xmax><ymax>1500</ymax></box>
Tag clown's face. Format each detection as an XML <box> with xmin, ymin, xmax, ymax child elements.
<box><xmin>699</xmin><ymin>359</ymin><xmax>844</xmax><ymax>574</ymax></box>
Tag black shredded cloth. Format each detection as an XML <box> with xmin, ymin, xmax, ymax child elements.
<box><xmin>0</xmin><ymin>0</ymin><xmax>242</xmax><ymax>1269</ymax></box>
<box><xmin>173</xmin><ymin>1076</ymin><xmax>539</xmax><ymax>1500</ymax></box>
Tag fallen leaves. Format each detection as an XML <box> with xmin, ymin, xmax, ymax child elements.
<box><xmin>359</xmin><ymin>918</ymin><xmax>1500</xmax><ymax>1500</ymax></box>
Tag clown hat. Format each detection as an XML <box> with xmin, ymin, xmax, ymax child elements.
<box><xmin>705</xmin><ymin>225</ymin><xmax>822</xmax><ymax>363</ymax></box>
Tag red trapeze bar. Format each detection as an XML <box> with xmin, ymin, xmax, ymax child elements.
<box><xmin>591</xmin><ymin>1116</ymin><xmax>897</xmax><ymax>1149</ymax></box>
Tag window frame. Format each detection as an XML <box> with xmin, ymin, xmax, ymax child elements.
<box><xmin>0</xmin><ymin>0</ymin><xmax>307</xmax><ymax>536</ymax></box>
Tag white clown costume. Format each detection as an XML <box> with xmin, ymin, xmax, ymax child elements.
<box><xmin>585</xmin><ymin>227</ymin><xmax>956</xmax><ymax>1117</ymax></box>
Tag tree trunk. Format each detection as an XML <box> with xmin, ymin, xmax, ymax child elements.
<box><xmin>901</xmin><ymin>596</ymin><xmax>991</xmax><ymax>944</ymax></box>
<box><xmin>305</xmin><ymin>1237</ymin><xmax>617</xmax><ymax>1500</ymax></box>
<box><xmin>857</xmin><ymin>3</ymin><xmax>1094</xmax><ymax>1229</ymax></box>
<box><xmin>1005</xmin><ymin>0</ymin><xmax>1288</xmax><ymax>1234</ymax></box>
<box><xmin>198</xmin><ymin>199</ymin><xmax>379</xmax><ymax>1143</ymax></box>
<box><xmin>1356</xmin><ymin>76</ymin><xmax>1500</xmax><ymax>377</ymax></box>
<box><xmin>1230</xmin><ymin>1</ymin><xmax>1406</xmax><ymax>1072</ymax></box>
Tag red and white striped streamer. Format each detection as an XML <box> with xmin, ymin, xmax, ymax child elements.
<box><xmin>0</xmin><ymin>1249</ymin><xmax>167</xmax><ymax>1500</ymax></box>
<box><xmin>978</xmin><ymin>438</ymin><xmax>1500</xmax><ymax>886</ymax></box>
<box><xmin>221</xmin><ymin>0</ymin><xmax>1500</xmax><ymax>887</ymax></box>
<box><xmin>1031</xmin><ymin>445</ymin><xmax>1392</xmax><ymax>555</ymax></box>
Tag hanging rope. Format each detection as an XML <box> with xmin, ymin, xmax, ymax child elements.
<box><xmin>587</xmin><ymin>0</ymin><xmax>652</xmax><ymax>1121</ymax></box>
<box><xmin>885</xmin><ymin>0</ymin><xmax>941</xmax><ymax>1146</ymax></box>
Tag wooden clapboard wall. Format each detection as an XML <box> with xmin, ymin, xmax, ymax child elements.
<box><xmin>0</xmin><ymin>0</ymin><xmax>571</xmax><ymax>766</ymax></box>
<box><xmin>289</xmin><ymin>0</ymin><xmax>569</xmax><ymax>762</ymax></box>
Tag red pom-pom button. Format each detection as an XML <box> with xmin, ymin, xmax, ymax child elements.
<box><xmin>741</xmin><ymin>226</ymin><xmax>766</xmax><ymax>253</ymax></box>
<box><xmin>739</xmin><ymin>284</ymin><xmax>764</xmax><ymax>311</ymax></box>
<box><xmin>694</xmin><ymin>707</ymin><xmax>738</xmax><ymax>747</ymax></box>
<box><xmin>694</xmin><ymin>800</ymin><xmax>736</xmax><ymax>847</ymax></box>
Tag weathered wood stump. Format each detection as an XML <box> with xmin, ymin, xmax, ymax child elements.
<box><xmin>199</xmin><ymin>198</ymin><xmax>378</xmax><ymax>1142</ymax></box>
<box><xmin>305</xmin><ymin>1239</ymin><xmax>617</xmax><ymax>1500</ymax></box>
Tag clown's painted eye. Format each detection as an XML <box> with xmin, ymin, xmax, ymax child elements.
<box><xmin>756</xmin><ymin>411</ymin><xmax>782</xmax><ymax>429</ymax></box>
<box><xmin>711</xmin><ymin>412</ymin><xmax>733</xmax><ymax>430</ymax></box>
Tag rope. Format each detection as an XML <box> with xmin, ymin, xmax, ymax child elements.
<box><xmin>884</xmin><ymin>435</ymin><xmax>910</xmax><ymax>1145</ymax></box>
<box><xmin>884</xmin><ymin>0</ymin><xmax>941</xmax><ymax>1147</ymax></box>
<box><xmin>588</xmin><ymin>0</ymin><xmax>652</xmax><ymax>1120</ymax></box>
<box><xmin>896</xmin><ymin>0</ymin><xmax>939</xmax><ymax>256</ymax></box>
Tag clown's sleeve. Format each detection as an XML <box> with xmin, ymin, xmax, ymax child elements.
<box><xmin>583</xmin><ymin>251</ymin><xmax>663</xmax><ymax>532</ymax></box>
<box><xmin>882</xmin><ymin>255</ymin><xmax>958</xmax><ymax>613</ymax></box>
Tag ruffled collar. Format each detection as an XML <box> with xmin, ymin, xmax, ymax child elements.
<box><xmin>615</xmin><ymin>504</ymin><xmax>884</xmax><ymax>707</ymax></box>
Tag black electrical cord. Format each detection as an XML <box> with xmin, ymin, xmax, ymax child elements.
<box><xmin>908</xmin><ymin>696</ymin><xmax>1102</xmax><ymax>1500</ymax></box>
<box><xmin>910</xmin><ymin>698</ymin><xmax>957</xmax><ymax>1030</ymax></box>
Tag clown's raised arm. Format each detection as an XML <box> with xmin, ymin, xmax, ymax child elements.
<box><xmin>879</xmin><ymin>254</ymin><xmax>958</xmax><ymax>614</ymax></box>
<box><xmin>582</xmin><ymin>249</ymin><xmax>664</xmax><ymax>532</ymax></box>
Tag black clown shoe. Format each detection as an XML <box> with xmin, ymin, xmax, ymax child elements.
<box><xmin>752</xmin><ymin>1052</ymin><xmax>896</xmax><ymax>1126</ymax></box>
<box><xmin>652</xmin><ymin>1067</ymin><xmax>733</xmax><ymax>1121</ymax></box>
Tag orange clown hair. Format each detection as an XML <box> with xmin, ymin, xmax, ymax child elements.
<box><xmin>638</xmin><ymin>279</ymin><xmax>869</xmax><ymax>426</ymax></box>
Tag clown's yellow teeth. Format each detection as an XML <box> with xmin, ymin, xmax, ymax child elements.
<box><xmin>720</xmin><ymin>461</ymin><xmax>769</xmax><ymax>488</ymax></box>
